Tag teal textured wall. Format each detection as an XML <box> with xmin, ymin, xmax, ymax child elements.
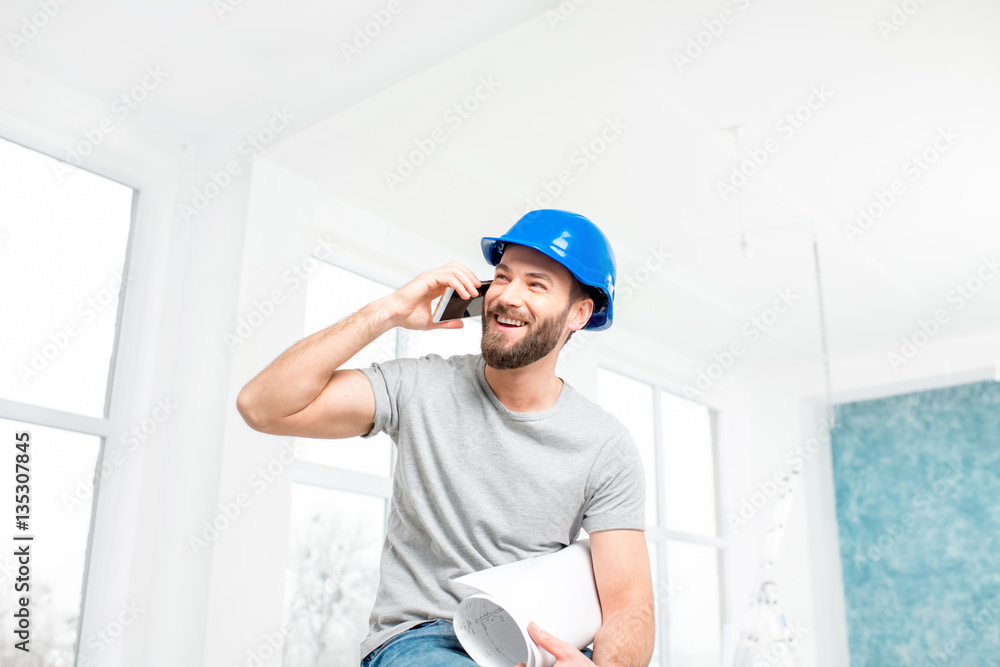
<box><xmin>831</xmin><ymin>380</ymin><xmax>1000</xmax><ymax>666</ymax></box>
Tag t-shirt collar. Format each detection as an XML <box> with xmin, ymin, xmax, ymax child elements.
<box><xmin>474</xmin><ymin>354</ymin><xmax>568</xmax><ymax>421</ymax></box>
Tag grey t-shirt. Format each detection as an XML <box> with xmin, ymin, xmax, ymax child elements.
<box><xmin>357</xmin><ymin>353</ymin><xmax>645</xmax><ymax>659</ymax></box>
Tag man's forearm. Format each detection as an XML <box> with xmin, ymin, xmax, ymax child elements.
<box><xmin>237</xmin><ymin>298</ymin><xmax>397</xmax><ymax>424</ymax></box>
<box><xmin>591</xmin><ymin>602</ymin><xmax>655</xmax><ymax>667</ymax></box>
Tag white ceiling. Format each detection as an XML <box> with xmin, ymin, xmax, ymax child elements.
<box><xmin>4</xmin><ymin>0</ymin><xmax>1000</xmax><ymax>390</ymax></box>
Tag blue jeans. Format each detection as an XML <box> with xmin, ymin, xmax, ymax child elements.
<box><xmin>360</xmin><ymin>619</ymin><xmax>594</xmax><ymax>666</ymax></box>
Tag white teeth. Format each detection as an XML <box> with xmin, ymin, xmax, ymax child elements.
<box><xmin>497</xmin><ymin>315</ymin><xmax>526</xmax><ymax>327</ymax></box>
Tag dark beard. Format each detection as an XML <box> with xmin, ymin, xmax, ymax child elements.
<box><xmin>480</xmin><ymin>302</ymin><xmax>570</xmax><ymax>370</ymax></box>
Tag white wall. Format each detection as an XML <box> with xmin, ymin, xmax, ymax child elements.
<box><xmin>200</xmin><ymin>157</ymin><xmax>315</xmax><ymax>667</ymax></box>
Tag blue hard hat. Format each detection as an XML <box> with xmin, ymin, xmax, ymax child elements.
<box><xmin>481</xmin><ymin>209</ymin><xmax>617</xmax><ymax>331</ymax></box>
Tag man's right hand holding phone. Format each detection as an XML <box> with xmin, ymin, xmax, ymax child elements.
<box><xmin>379</xmin><ymin>261</ymin><xmax>483</xmax><ymax>331</ymax></box>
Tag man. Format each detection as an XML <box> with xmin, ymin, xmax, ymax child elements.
<box><xmin>237</xmin><ymin>209</ymin><xmax>655</xmax><ymax>666</ymax></box>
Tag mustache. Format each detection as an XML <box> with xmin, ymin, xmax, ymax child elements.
<box><xmin>486</xmin><ymin>304</ymin><xmax>532</xmax><ymax>324</ymax></box>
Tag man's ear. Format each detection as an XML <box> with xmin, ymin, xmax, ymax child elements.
<box><xmin>567</xmin><ymin>297</ymin><xmax>594</xmax><ymax>332</ymax></box>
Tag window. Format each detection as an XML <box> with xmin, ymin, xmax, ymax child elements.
<box><xmin>596</xmin><ymin>367</ymin><xmax>724</xmax><ymax>667</ymax></box>
<box><xmin>0</xmin><ymin>138</ymin><xmax>134</xmax><ymax>418</ymax></box>
<box><xmin>283</xmin><ymin>260</ymin><xmax>482</xmax><ymax>663</ymax></box>
<box><xmin>0</xmin><ymin>137</ymin><xmax>136</xmax><ymax>666</ymax></box>
<box><xmin>282</xmin><ymin>486</ymin><xmax>385</xmax><ymax>667</ymax></box>
<box><xmin>294</xmin><ymin>262</ymin><xmax>397</xmax><ymax>476</ymax></box>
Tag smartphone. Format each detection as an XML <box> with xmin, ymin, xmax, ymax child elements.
<box><xmin>432</xmin><ymin>280</ymin><xmax>493</xmax><ymax>323</ymax></box>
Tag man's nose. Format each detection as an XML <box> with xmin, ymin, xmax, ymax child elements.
<box><xmin>493</xmin><ymin>280</ymin><xmax>528</xmax><ymax>311</ymax></box>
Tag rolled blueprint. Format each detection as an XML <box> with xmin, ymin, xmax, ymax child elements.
<box><xmin>453</xmin><ymin>540</ymin><xmax>602</xmax><ymax>667</ymax></box>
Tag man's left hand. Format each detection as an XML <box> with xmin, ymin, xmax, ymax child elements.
<box><xmin>514</xmin><ymin>621</ymin><xmax>596</xmax><ymax>667</ymax></box>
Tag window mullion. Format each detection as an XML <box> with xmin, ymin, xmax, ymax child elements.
<box><xmin>293</xmin><ymin>460</ymin><xmax>392</xmax><ymax>498</ymax></box>
<box><xmin>652</xmin><ymin>386</ymin><xmax>668</xmax><ymax>537</ymax></box>
<box><xmin>0</xmin><ymin>397</ymin><xmax>111</xmax><ymax>437</ymax></box>
<box><xmin>652</xmin><ymin>386</ymin><xmax>671</xmax><ymax>664</ymax></box>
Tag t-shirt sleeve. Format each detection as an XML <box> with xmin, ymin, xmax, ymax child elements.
<box><xmin>582</xmin><ymin>431</ymin><xmax>646</xmax><ymax>533</ymax></box>
<box><xmin>357</xmin><ymin>356</ymin><xmax>420</xmax><ymax>442</ymax></box>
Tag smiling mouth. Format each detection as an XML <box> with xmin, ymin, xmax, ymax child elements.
<box><xmin>493</xmin><ymin>314</ymin><xmax>528</xmax><ymax>330</ymax></box>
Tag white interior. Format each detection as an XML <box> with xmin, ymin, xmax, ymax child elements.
<box><xmin>2</xmin><ymin>0</ymin><xmax>998</xmax><ymax>664</ymax></box>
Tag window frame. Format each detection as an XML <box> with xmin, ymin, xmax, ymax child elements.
<box><xmin>0</xmin><ymin>136</ymin><xmax>141</xmax><ymax>667</ymax></box>
<box><xmin>595</xmin><ymin>359</ymin><xmax>730</xmax><ymax>665</ymax></box>
<box><xmin>288</xmin><ymin>256</ymin><xmax>403</xmax><ymax>565</ymax></box>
